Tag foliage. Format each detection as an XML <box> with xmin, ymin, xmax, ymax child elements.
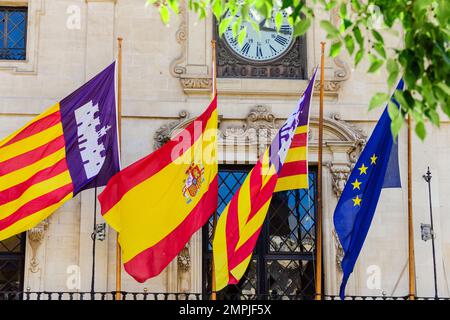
<box><xmin>147</xmin><ymin>0</ymin><xmax>450</xmax><ymax>140</ymax></box>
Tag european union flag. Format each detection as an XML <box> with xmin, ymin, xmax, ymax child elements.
<box><xmin>333</xmin><ymin>80</ymin><xmax>404</xmax><ymax>299</ymax></box>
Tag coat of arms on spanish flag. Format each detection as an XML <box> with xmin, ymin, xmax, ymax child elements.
<box><xmin>98</xmin><ymin>97</ymin><xmax>218</xmax><ymax>282</ymax></box>
<box><xmin>0</xmin><ymin>62</ymin><xmax>120</xmax><ymax>241</ymax></box>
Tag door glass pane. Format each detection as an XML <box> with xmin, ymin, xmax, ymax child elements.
<box><xmin>269</xmin><ymin>171</ymin><xmax>316</xmax><ymax>253</ymax></box>
<box><xmin>267</xmin><ymin>259</ymin><xmax>315</xmax><ymax>298</ymax></box>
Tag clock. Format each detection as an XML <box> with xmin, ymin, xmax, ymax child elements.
<box><xmin>215</xmin><ymin>11</ymin><xmax>307</xmax><ymax>79</ymax></box>
<box><xmin>222</xmin><ymin>11</ymin><xmax>294</xmax><ymax>63</ymax></box>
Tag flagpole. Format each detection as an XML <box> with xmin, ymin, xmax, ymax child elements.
<box><xmin>115</xmin><ymin>37</ymin><xmax>123</xmax><ymax>301</ymax></box>
<box><xmin>407</xmin><ymin>115</ymin><xmax>416</xmax><ymax>300</ymax></box>
<box><xmin>210</xmin><ymin>39</ymin><xmax>218</xmax><ymax>301</ymax></box>
<box><xmin>315</xmin><ymin>42</ymin><xmax>325</xmax><ymax>301</ymax></box>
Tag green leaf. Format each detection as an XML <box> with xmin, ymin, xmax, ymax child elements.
<box><xmin>371</xmin><ymin>30</ymin><xmax>384</xmax><ymax>44</ymax></box>
<box><xmin>353</xmin><ymin>26</ymin><xmax>364</xmax><ymax>46</ymax></box>
<box><xmin>212</xmin><ymin>0</ymin><xmax>222</xmax><ymax>20</ymax></box>
<box><xmin>390</xmin><ymin>113</ymin><xmax>404</xmax><ymax>139</ymax></box>
<box><xmin>415</xmin><ymin>121</ymin><xmax>426</xmax><ymax>140</ymax></box>
<box><xmin>339</xmin><ymin>3</ymin><xmax>347</xmax><ymax>18</ymax></box>
<box><xmin>320</xmin><ymin>20</ymin><xmax>340</xmax><ymax>38</ymax></box>
<box><xmin>343</xmin><ymin>19</ymin><xmax>352</xmax><ymax>30</ymax></box>
<box><xmin>159</xmin><ymin>5</ymin><xmax>170</xmax><ymax>24</ymax></box>
<box><xmin>386</xmin><ymin>59</ymin><xmax>400</xmax><ymax>87</ymax></box>
<box><xmin>344</xmin><ymin>34</ymin><xmax>355</xmax><ymax>54</ymax></box>
<box><xmin>370</xmin><ymin>92</ymin><xmax>390</xmax><ymax>111</ymax></box>
<box><xmin>237</xmin><ymin>27</ymin><xmax>247</xmax><ymax>47</ymax></box>
<box><xmin>294</xmin><ymin>18</ymin><xmax>311</xmax><ymax>37</ymax></box>
<box><xmin>368</xmin><ymin>58</ymin><xmax>384</xmax><ymax>73</ymax></box>
<box><xmin>167</xmin><ymin>0</ymin><xmax>179</xmax><ymax>15</ymax></box>
<box><xmin>330</xmin><ymin>41</ymin><xmax>342</xmax><ymax>57</ymax></box>
<box><xmin>427</xmin><ymin>109</ymin><xmax>441</xmax><ymax>127</ymax></box>
<box><xmin>394</xmin><ymin>91</ymin><xmax>410</xmax><ymax>111</ymax></box>
<box><xmin>436</xmin><ymin>82</ymin><xmax>450</xmax><ymax>96</ymax></box>
<box><xmin>373</xmin><ymin>43</ymin><xmax>387</xmax><ymax>59</ymax></box>
<box><xmin>219</xmin><ymin>17</ymin><xmax>233</xmax><ymax>37</ymax></box>
<box><xmin>275</xmin><ymin>11</ymin><xmax>283</xmax><ymax>32</ymax></box>
<box><xmin>355</xmin><ymin>48</ymin><xmax>364</xmax><ymax>66</ymax></box>
<box><xmin>388</xmin><ymin>100</ymin><xmax>400</xmax><ymax>119</ymax></box>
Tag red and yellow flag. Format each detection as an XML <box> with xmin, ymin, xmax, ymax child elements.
<box><xmin>98</xmin><ymin>97</ymin><xmax>218</xmax><ymax>282</ymax></box>
<box><xmin>0</xmin><ymin>63</ymin><xmax>120</xmax><ymax>241</ymax></box>
<box><xmin>213</xmin><ymin>72</ymin><xmax>316</xmax><ymax>290</ymax></box>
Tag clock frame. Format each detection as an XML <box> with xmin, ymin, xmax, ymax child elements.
<box><xmin>215</xmin><ymin>21</ymin><xmax>307</xmax><ymax>80</ymax></box>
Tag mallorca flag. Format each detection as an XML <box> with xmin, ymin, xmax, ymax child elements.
<box><xmin>98</xmin><ymin>97</ymin><xmax>218</xmax><ymax>283</ymax></box>
<box><xmin>212</xmin><ymin>70</ymin><xmax>316</xmax><ymax>290</ymax></box>
<box><xmin>0</xmin><ymin>62</ymin><xmax>120</xmax><ymax>241</ymax></box>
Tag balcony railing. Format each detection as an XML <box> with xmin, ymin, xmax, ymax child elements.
<box><xmin>0</xmin><ymin>291</ymin><xmax>448</xmax><ymax>301</ymax></box>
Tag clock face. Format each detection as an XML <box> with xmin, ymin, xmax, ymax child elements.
<box><xmin>222</xmin><ymin>10</ymin><xmax>294</xmax><ymax>63</ymax></box>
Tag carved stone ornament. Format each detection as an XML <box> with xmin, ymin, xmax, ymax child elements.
<box><xmin>177</xmin><ymin>243</ymin><xmax>191</xmax><ymax>273</ymax></box>
<box><xmin>153</xmin><ymin>110</ymin><xmax>190</xmax><ymax>149</ymax></box>
<box><xmin>28</xmin><ymin>220</ymin><xmax>49</xmax><ymax>273</ymax></box>
<box><xmin>333</xmin><ymin>229</ymin><xmax>345</xmax><ymax>271</ymax></box>
<box><xmin>169</xmin><ymin>0</ymin><xmax>187</xmax><ymax>78</ymax></box>
<box><xmin>245</xmin><ymin>105</ymin><xmax>276</xmax><ymax>130</ymax></box>
<box><xmin>327</xmin><ymin>163</ymin><xmax>352</xmax><ymax>198</ymax></box>
<box><xmin>180</xmin><ymin>77</ymin><xmax>212</xmax><ymax>92</ymax></box>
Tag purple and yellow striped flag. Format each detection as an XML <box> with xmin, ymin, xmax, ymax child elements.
<box><xmin>212</xmin><ymin>70</ymin><xmax>316</xmax><ymax>290</ymax></box>
<box><xmin>0</xmin><ymin>62</ymin><xmax>120</xmax><ymax>240</ymax></box>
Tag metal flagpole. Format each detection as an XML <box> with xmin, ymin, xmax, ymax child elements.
<box><xmin>90</xmin><ymin>185</ymin><xmax>98</xmax><ymax>295</ymax></box>
<box><xmin>116</xmin><ymin>37</ymin><xmax>123</xmax><ymax>301</ymax></box>
<box><xmin>210</xmin><ymin>40</ymin><xmax>218</xmax><ymax>301</ymax></box>
<box><xmin>423</xmin><ymin>167</ymin><xmax>439</xmax><ymax>299</ymax></box>
<box><xmin>407</xmin><ymin>116</ymin><xmax>416</xmax><ymax>300</ymax></box>
<box><xmin>315</xmin><ymin>42</ymin><xmax>325</xmax><ymax>300</ymax></box>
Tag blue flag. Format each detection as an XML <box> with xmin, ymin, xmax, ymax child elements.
<box><xmin>333</xmin><ymin>80</ymin><xmax>404</xmax><ymax>299</ymax></box>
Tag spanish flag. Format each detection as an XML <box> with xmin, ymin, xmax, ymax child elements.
<box><xmin>212</xmin><ymin>71</ymin><xmax>316</xmax><ymax>290</ymax></box>
<box><xmin>0</xmin><ymin>62</ymin><xmax>120</xmax><ymax>241</ymax></box>
<box><xmin>98</xmin><ymin>97</ymin><xmax>218</xmax><ymax>282</ymax></box>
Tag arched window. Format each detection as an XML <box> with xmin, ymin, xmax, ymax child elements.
<box><xmin>203</xmin><ymin>165</ymin><xmax>318</xmax><ymax>299</ymax></box>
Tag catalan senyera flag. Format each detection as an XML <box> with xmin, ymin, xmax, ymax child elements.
<box><xmin>98</xmin><ymin>97</ymin><xmax>218</xmax><ymax>283</ymax></box>
<box><xmin>0</xmin><ymin>62</ymin><xmax>120</xmax><ymax>241</ymax></box>
<box><xmin>213</xmin><ymin>71</ymin><xmax>316</xmax><ymax>290</ymax></box>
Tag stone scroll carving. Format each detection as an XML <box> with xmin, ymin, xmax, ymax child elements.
<box><xmin>153</xmin><ymin>110</ymin><xmax>190</xmax><ymax>149</ymax></box>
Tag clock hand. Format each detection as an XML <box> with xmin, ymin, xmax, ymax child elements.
<box><xmin>259</xmin><ymin>26</ymin><xmax>292</xmax><ymax>35</ymax></box>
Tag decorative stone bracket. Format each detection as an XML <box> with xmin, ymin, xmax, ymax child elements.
<box><xmin>27</xmin><ymin>220</ymin><xmax>48</xmax><ymax>273</ymax></box>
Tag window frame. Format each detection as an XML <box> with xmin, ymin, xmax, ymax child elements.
<box><xmin>202</xmin><ymin>164</ymin><xmax>320</xmax><ymax>299</ymax></box>
<box><xmin>0</xmin><ymin>5</ymin><xmax>28</xmax><ymax>61</ymax></box>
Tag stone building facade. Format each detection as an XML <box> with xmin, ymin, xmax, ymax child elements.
<box><xmin>0</xmin><ymin>0</ymin><xmax>449</xmax><ymax>298</ymax></box>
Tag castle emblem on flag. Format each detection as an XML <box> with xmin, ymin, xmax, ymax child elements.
<box><xmin>182</xmin><ymin>163</ymin><xmax>205</xmax><ymax>203</ymax></box>
<box><xmin>74</xmin><ymin>101</ymin><xmax>111</xmax><ymax>179</ymax></box>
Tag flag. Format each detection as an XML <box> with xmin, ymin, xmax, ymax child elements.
<box><xmin>212</xmin><ymin>71</ymin><xmax>316</xmax><ymax>290</ymax></box>
<box><xmin>98</xmin><ymin>97</ymin><xmax>218</xmax><ymax>283</ymax></box>
<box><xmin>333</xmin><ymin>80</ymin><xmax>404</xmax><ymax>299</ymax></box>
<box><xmin>0</xmin><ymin>62</ymin><xmax>120</xmax><ymax>241</ymax></box>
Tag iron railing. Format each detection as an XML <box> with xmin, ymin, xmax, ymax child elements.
<box><xmin>0</xmin><ymin>291</ymin><xmax>449</xmax><ymax>301</ymax></box>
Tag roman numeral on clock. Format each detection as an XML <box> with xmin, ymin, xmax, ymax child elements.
<box><xmin>241</xmin><ymin>42</ymin><xmax>251</xmax><ymax>55</ymax></box>
<box><xmin>274</xmin><ymin>35</ymin><xmax>288</xmax><ymax>46</ymax></box>
<box><xmin>280</xmin><ymin>25</ymin><xmax>292</xmax><ymax>34</ymax></box>
<box><xmin>256</xmin><ymin>44</ymin><xmax>263</xmax><ymax>58</ymax></box>
<box><xmin>269</xmin><ymin>45</ymin><xmax>278</xmax><ymax>54</ymax></box>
